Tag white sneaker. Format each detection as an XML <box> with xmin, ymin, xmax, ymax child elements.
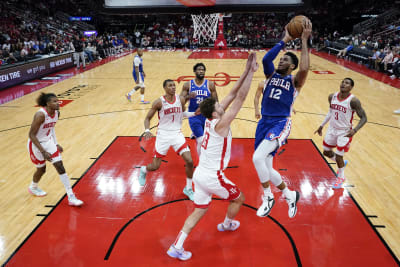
<box><xmin>286</xmin><ymin>191</ymin><xmax>300</xmax><ymax>218</ymax></box>
<box><xmin>256</xmin><ymin>194</ymin><xmax>275</xmax><ymax>217</ymax></box>
<box><xmin>394</xmin><ymin>109</ymin><xmax>400</xmax><ymax>114</ymax></box>
<box><xmin>217</xmin><ymin>220</ymin><xmax>240</xmax><ymax>231</ymax></box>
<box><xmin>28</xmin><ymin>186</ymin><xmax>47</xmax><ymax>197</ymax></box>
<box><xmin>68</xmin><ymin>195</ymin><xmax>84</xmax><ymax>206</ymax></box>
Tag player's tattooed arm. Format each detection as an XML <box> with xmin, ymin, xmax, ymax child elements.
<box><xmin>347</xmin><ymin>97</ymin><xmax>367</xmax><ymax>137</ymax></box>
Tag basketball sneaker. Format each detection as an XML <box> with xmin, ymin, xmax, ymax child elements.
<box><xmin>140</xmin><ymin>100</ymin><xmax>150</xmax><ymax>104</ymax></box>
<box><xmin>183</xmin><ymin>187</ymin><xmax>194</xmax><ymax>201</ymax></box>
<box><xmin>125</xmin><ymin>94</ymin><xmax>132</xmax><ymax>102</ymax></box>
<box><xmin>217</xmin><ymin>220</ymin><xmax>240</xmax><ymax>232</ymax></box>
<box><xmin>138</xmin><ymin>166</ymin><xmax>147</xmax><ymax>186</ymax></box>
<box><xmin>28</xmin><ymin>186</ymin><xmax>47</xmax><ymax>197</ymax></box>
<box><xmin>394</xmin><ymin>109</ymin><xmax>400</xmax><ymax>114</ymax></box>
<box><xmin>286</xmin><ymin>191</ymin><xmax>300</xmax><ymax>218</ymax></box>
<box><xmin>167</xmin><ymin>245</ymin><xmax>192</xmax><ymax>261</ymax></box>
<box><xmin>256</xmin><ymin>193</ymin><xmax>275</xmax><ymax>217</ymax></box>
<box><xmin>68</xmin><ymin>195</ymin><xmax>84</xmax><ymax>206</ymax></box>
<box><xmin>332</xmin><ymin>177</ymin><xmax>345</xmax><ymax>189</ymax></box>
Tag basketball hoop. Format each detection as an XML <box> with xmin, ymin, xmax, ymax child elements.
<box><xmin>191</xmin><ymin>13</ymin><xmax>220</xmax><ymax>45</ymax></box>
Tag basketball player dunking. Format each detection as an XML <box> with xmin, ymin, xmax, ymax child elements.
<box><xmin>253</xmin><ymin>19</ymin><xmax>312</xmax><ymax>218</ymax></box>
<box><xmin>167</xmin><ymin>53</ymin><xmax>258</xmax><ymax>261</ymax></box>
<box><xmin>314</xmin><ymin>78</ymin><xmax>367</xmax><ymax>189</ymax></box>
<box><xmin>27</xmin><ymin>93</ymin><xmax>83</xmax><ymax>206</ymax></box>
<box><xmin>138</xmin><ymin>80</ymin><xmax>199</xmax><ymax>200</ymax></box>
<box><xmin>180</xmin><ymin>63</ymin><xmax>218</xmax><ymax>157</ymax></box>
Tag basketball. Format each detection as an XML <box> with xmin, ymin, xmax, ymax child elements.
<box><xmin>287</xmin><ymin>15</ymin><xmax>308</xmax><ymax>39</ymax></box>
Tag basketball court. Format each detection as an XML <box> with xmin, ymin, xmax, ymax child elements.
<box><xmin>1</xmin><ymin>1</ymin><xmax>400</xmax><ymax>265</ymax></box>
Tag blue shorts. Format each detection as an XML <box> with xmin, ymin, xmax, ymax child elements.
<box><xmin>254</xmin><ymin>116</ymin><xmax>292</xmax><ymax>156</ymax></box>
<box><xmin>189</xmin><ymin>115</ymin><xmax>206</xmax><ymax>138</ymax></box>
<box><xmin>132</xmin><ymin>71</ymin><xmax>144</xmax><ymax>84</ymax></box>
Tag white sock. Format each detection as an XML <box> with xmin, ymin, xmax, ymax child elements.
<box><xmin>141</xmin><ymin>166</ymin><xmax>147</xmax><ymax>173</ymax></box>
<box><xmin>30</xmin><ymin>181</ymin><xmax>38</xmax><ymax>188</ymax></box>
<box><xmin>263</xmin><ymin>186</ymin><xmax>272</xmax><ymax>197</ymax></box>
<box><xmin>337</xmin><ymin>167</ymin><xmax>345</xmax><ymax>179</ymax></box>
<box><xmin>59</xmin><ymin>173</ymin><xmax>74</xmax><ymax>197</ymax></box>
<box><xmin>282</xmin><ymin>187</ymin><xmax>292</xmax><ymax>199</ymax></box>
<box><xmin>223</xmin><ymin>215</ymin><xmax>233</xmax><ymax>228</ymax></box>
<box><xmin>186</xmin><ymin>178</ymin><xmax>192</xmax><ymax>190</ymax></box>
<box><xmin>174</xmin><ymin>231</ymin><xmax>188</xmax><ymax>249</ymax></box>
<box><xmin>140</xmin><ymin>94</ymin><xmax>144</xmax><ymax>101</ymax></box>
<box><xmin>128</xmin><ymin>89</ymin><xmax>137</xmax><ymax>96</ymax></box>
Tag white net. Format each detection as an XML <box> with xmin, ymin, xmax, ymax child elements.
<box><xmin>191</xmin><ymin>13</ymin><xmax>220</xmax><ymax>45</ymax></box>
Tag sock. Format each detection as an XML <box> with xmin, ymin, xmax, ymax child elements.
<box><xmin>263</xmin><ymin>186</ymin><xmax>272</xmax><ymax>197</ymax></box>
<box><xmin>30</xmin><ymin>181</ymin><xmax>38</xmax><ymax>188</ymax></box>
<box><xmin>128</xmin><ymin>88</ymin><xmax>137</xmax><ymax>96</ymax></box>
<box><xmin>174</xmin><ymin>231</ymin><xmax>188</xmax><ymax>250</ymax></box>
<box><xmin>186</xmin><ymin>178</ymin><xmax>192</xmax><ymax>190</ymax></box>
<box><xmin>59</xmin><ymin>173</ymin><xmax>74</xmax><ymax>197</ymax></box>
<box><xmin>337</xmin><ymin>167</ymin><xmax>345</xmax><ymax>179</ymax></box>
<box><xmin>141</xmin><ymin>166</ymin><xmax>147</xmax><ymax>173</ymax></box>
<box><xmin>282</xmin><ymin>187</ymin><xmax>292</xmax><ymax>199</ymax></box>
<box><xmin>140</xmin><ymin>94</ymin><xmax>144</xmax><ymax>101</ymax></box>
<box><xmin>223</xmin><ymin>215</ymin><xmax>233</xmax><ymax>228</ymax></box>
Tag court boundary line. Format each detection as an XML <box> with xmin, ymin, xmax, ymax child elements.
<box><xmin>310</xmin><ymin>139</ymin><xmax>400</xmax><ymax>264</ymax></box>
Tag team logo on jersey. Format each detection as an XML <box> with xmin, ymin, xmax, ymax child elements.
<box><xmin>175</xmin><ymin>72</ymin><xmax>239</xmax><ymax>87</ymax></box>
<box><xmin>268</xmin><ymin>133</ymin><xmax>275</xmax><ymax>139</ymax></box>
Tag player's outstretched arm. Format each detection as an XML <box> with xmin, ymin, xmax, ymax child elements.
<box><xmin>219</xmin><ymin>53</ymin><xmax>256</xmax><ymax>111</ymax></box>
<box><xmin>294</xmin><ymin>19</ymin><xmax>312</xmax><ymax>90</ymax></box>
<box><xmin>215</xmin><ymin>53</ymin><xmax>258</xmax><ymax>137</ymax></box>
<box><xmin>315</xmin><ymin>93</ymin><xmax>333</xmax><ymax>135</ymax></box>
<box><xmin>254</xmin><ymin>80</ymin><xmax>264</xmax><ymax>119</ymax></box>
<box><xmin>143</xmin><ymin>99</ymin><xmax>162</xmax><ymax>140</ymax></box>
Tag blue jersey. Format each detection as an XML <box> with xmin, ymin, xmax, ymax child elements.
<box><xmin>188</xmin><ymin>79</ymin><xmax>211</xmax><ymax>112</ymax></box>
<box><xmin>261</xmin><ymin>72</ymin><xmax>297</xmax><ymax>117</ymax></box>
<box><xmin>133</xmin><ymin>55</ymin><xmax>143</xmax><ymax>74</ymax></box>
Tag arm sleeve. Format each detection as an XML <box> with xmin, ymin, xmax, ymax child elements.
<box><xmin>262</xmin><ymin>41</ymin><xmax>285</xmax><ymax>76</ymax></box>
<box><xmin>183</xmin><ymin>111</ymin><xmax>195</xmax><ymax>118</ymax></box>
<box><xmin>321</xmin><ymin>110</ymin><xmax>331</xmax><ymax>127</ymax></box>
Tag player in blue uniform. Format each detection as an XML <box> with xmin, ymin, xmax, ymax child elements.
<box><xmin>180</xmin><ymin>63</ymin><xmax>218</xmax><ymax>156</ymax></box>
<box><xmin>253</xmin><ymin>18</ymin><xmax>312</xmax><ymax>218</ymax></box>
<box><xmin>126</xmin><ymin>48</ymin><xmax>150</xmax><ymax>104</ymax></box>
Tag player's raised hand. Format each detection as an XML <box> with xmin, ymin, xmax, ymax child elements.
<box><xmin>250</xmin><ymin>52</ymin><xmax>259</xmax><ymax>72</ymax></box>
<box><xmin>283</xmin><ymin>25</ymin><xmax>294</xmax><ymax>43</ymax></box>
<box><xmin>301</xmin><ymin>18</ymin><xmax>312</xmax><ymax>40</ymax></box>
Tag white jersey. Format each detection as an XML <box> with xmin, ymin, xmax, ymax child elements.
<box><xmin>199</xmin><ymin>119</ymin><xmax>232</xmax><ymax>171</ymax></box>
<box><xmin>328</xmin><ymin>92</ymin><xmax>355</xmax><ymax>130</ymax></box>
<box><xmin>32</xmin><ymin>108</ymin><xmax>58</xmax><ymax>143</ymax></box>
<box><xmin>157</xmin><ymin>95</ymin><xmax>183</xmax><ymax>132</ymax></box>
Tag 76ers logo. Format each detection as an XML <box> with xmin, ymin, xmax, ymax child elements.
<box><xmin>175</xmin><ymin>72</ymin><xmax>239</xmax><ymax>87</ymax></box>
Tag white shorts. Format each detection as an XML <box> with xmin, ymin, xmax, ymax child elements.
<box><xmin>323</xmin><ymin>127</ymin><xmax>352</xmax><ymax>156</ymax></box>
<box><xmin>154</xmin><ymin>131</ymin><xmax>189</xmax><ymax>157</ymax></box>
<box><xmin>27</xmin><ymin>138</ymin><xmax>62</xmax><ymax>168</ymax></box>
<box><xmin>193</xmin><ymin>166</ymin><xmax>241</xmax><ymax>208</ymax></box>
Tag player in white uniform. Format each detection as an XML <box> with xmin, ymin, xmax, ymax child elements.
<box><xmin>167</xmin><ymin>53</ymin><xmax>258</xmax><ymax>261</ymax></box>
<box><xmin>27</xmin><ymin>93</ymin><xmax>83</xmax><ymax>206</ymax></box>
<box><xmin>315</xmin><ymin>78</ymin><xmax>367</xmax><ymax>189</ymax></box>
<box><xmin>138</xmin><ymin>79</ymin><xmax>199</xmax><ymax>200</ymax></box>
<box><xmin>125</xmin><ymin>48</ymin><xmax>150</xmax><ymax>104</ymax></box>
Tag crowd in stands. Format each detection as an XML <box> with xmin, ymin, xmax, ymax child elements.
<box><xmin>1</xmin><ymin>0</ymin><xmax>400</xmax><ymax>79</ymax></box>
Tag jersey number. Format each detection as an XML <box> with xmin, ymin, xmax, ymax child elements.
<box><xmin>201</xmin><ymin>132</ymin><xmax>210</xmax><ymax>150</ymax></box>
<box><xmin>196</xmin><ymin>97</ymin><xmax>204</xmax><ymax>104</ymax></box>
<box><xmin>269</xmin><ymin>88</ymin><xmax>282</xmax><ymax>100</ymax></box>
<box><xmin>334</xmin><ymin>112</ymin><xmax>338</xmax><ymax>120</ymax></box>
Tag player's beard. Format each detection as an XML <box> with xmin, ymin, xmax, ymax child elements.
<box><xmin>196</xmin><ymin>74</ymin><xmax>204</xmax><ymax>80</ymax></box>
<box><xmin>276</xmin><ymin>66</ymin><xmax>290</xmax><ymax>75</ymax></box>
